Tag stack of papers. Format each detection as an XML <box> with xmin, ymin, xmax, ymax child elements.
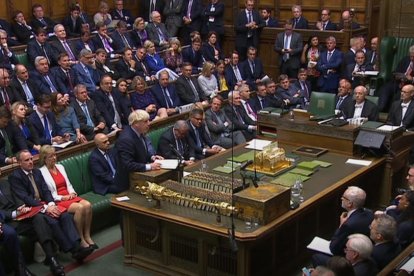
<box><xmin>345</xmin><ymin>159</ymin><xmax>372</xmax><ymax>166</ymax></box>
<box><xmin>154</xmin><ymin>159</ymin><xmax>179</xmax><ymax>169</ymax></box>
<box><xmin>307</xmin><ymin>236</ymin><xmax>333</xmax><ymax>255</ymax></box>
<box><xmin>245</xmin><ymin>139</ymin><xmax>272</xmax><ymax>150</ymax></box>
<box><xmin>213</xmin><ymin>161</ymin><xmax>240</xmax><ymax>174</ymax></box>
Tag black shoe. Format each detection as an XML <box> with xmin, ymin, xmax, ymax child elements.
<box><xmin>48</xmin><ymin>257</ymin><xmax>65</xmax><ymax>276</ymax></box>
<box><xmin>89</xmin><ymin>243</ymin><xmax>99</xmax><ymax>250</ymax></box>
<box><xmin>15</xmin><ymin>266</ymin><xmax>36</xmax><ymax>276</ymax></box>
<box><xmin>71</xmin><ymin>246</ymin><xmax>93</xmax><ymax>261</ymax></box>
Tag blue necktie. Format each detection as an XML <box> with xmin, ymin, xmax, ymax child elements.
<box><xmin>105</xmin><ymin>152</ymin><xmax>116</xmax><ymax>177</ymax></box>
<box><xmin>43</xmin><ymin>115</ymin><xmax>52</xmax><ymax>143</ymax></box>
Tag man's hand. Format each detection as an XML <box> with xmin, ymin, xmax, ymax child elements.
<box><xmin>184</xmin><ymin>160</ymin><xmax>195</xmax><ymax>166</ymax></box>
<box><xmin>339</xmin><ymin>212</ymin><xmax>348</xmax><ymax>226</ymax></box>
<box><xmin>150</xmin><ymin>162</ymin><xmax>161</xmax><ymax>170</ymax></box>
<box><xmin>46</xmin><ymin>205</ymin><xmax>61</xmax><ymax>218</ymax></box>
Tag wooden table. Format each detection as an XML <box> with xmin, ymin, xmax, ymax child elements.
<box><xmin>112</xmin><ymin>144</ymin><xmax>385</xmax><ymax>275</ymax></box>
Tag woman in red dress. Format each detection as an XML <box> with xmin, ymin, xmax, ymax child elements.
<box><xmin>39</xmin><ymin>145</ymin><xmax>97</xmax><ymax>250</ymax></box>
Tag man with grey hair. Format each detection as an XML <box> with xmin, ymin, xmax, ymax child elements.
<box><xmin>0</xmin><ymin>29</ymin><xmax>18</xmax><ymax>71</ymax></box>
<box><xmin>317</xmin><ymin>36</ymin><xmax>343</xmax><ymax>93</ymax></box>
<box><xmin>345</xmin><ymin>234</ymin><xmax>377</xmax><ymax>275</ymax></box>
<box><xmin>115</xmin><ymin>110</ymin><xmax>163</xmax><ymax>192</ymax></box>
<box><xmin>370</xmin><ymin>214</ymin><xmax>400</xmax><ymax>270</ymax></box>
<box><xmin>225</xmin><ymin>90</ymin><xmax>256</xmax><ymax>140</ymax></box>
<box><xmin>30</xmin><ymin>56</ymin><xmax>59</xmax><ymax>94</ymax></box>
<box><xmin>158</xmin><ymin>119</ymin><xmax>196</xmax><ymax>165</ymax></box>
<box><xmin>50</xmin><ymin>24</ymin><xmax>77</xmax><ymax>62</ymax></box>
<box><xmin>312</xmin><ymin>186</ymin><xmax>373</xmax><ymax>266</ymax></box>
<box><xmin>72</xmin><ymin>49</ymin><xmax>100</xmax><ymax>93</ymax></box>
<box><xmin>340</xmin><ymin>85</ymin><xmax>379</xmax><ymax>121</ymax></box>
<box><xmin>146</xmin><ymin>11</ymin><xmax>170</xmax><ymax>51</ymax></box>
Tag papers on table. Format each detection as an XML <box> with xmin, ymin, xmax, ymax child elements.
<box><xmin>116</xmin><ymin>196</ymin><xmax>130</xmax><ymax>201</ymax></box>
<box><xmin>178</xmin><ymin>103</ymin><xmax>193</xmax><ymax>113</ymax></box>
<box><xmin>307</xmin><ymin>236</ymin><xmax>333</xmax><ymax>256</ymax></box>
<box><xmin>353</xmin><ymin>71</ymin><xmax>379</xmax><ymax>76</ymax></box>
<box><xmin>245</xmin><ymin>139</ymin><xmax>272</xmax><ymax>150</ymax></box>
<box><xmin>400</xmin><ymin>256</ymin><xmax>414</xmax><ymax>273</ymax></box>
<box><xmin>346</xmin><ymin>159</ymin><xmax>372</xmax><ymax>166</ymax></box>
<box><xmin>377</xmin><ymin>125</ymin><xmax>402</xmax><ymax>132</ymax></box>
<box><xmin>52</xmin><ymin>140</ymin><xmax>74</xmax><ymax>149</ymax></box>
<box><xmin>155</xmin><ymin>159</ymin><xmax>179</xmax><ymax>169</ymax></box>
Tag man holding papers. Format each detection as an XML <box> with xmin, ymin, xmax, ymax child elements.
<box><xmin>387</xmin><ymin>84</ymin><xmax>414</xmax><ymax>130</ymax></box>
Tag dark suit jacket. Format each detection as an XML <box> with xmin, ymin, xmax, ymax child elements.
<box><xmin>89</xmin><ymin>147</ymin><xmax>119</xmax><ymax>195</ymax></box>
<box><xmin>224</xmin><ymin>63</ymin><xmax>244</xmax><ymax>91</ymax></box>
<box><xmin>90</xmin><ymin>89</ymin><xmax>125</xmax><ymax>127</ymax></box>
<box><xmin>110</xmin><ymin>30</ymin><xmax>134</xmax><ymax>53</ymax></box>
<box><xmin>175</xmin><ymin>75</ymin><xmax>206</xmax><ymax>104</ymax></box>
<box><xmin>9</xmin><ymin>168</ymin><xmax>54</xmax><ymax>207</ymax></box>
<box><xmin>51</xmin><ymin>66</ymin><xmax>76</xmax><ymax>95</ymax></box>
<box><xmin>263</xmin><ymin>17</ymin><xmax>278</xmax><ymax>27</ymax></box>
<box><xmin>274</xmin><ymin>31</ymin><xmax>303</xmax><ymax>68</ymax></box>
<box><xmin>224</xmin><ymin>104</ymin><xmax>254</xmax><ymax>132</ymax></box>
<box><xmin>235</xmin><ymin>9</ymin><xmax>263</xmax><ymax>47</ymax></box>
<box><xmin>335</xmin><ymin>94</ymin><xmax>353</xmax><ymax>110</ymax></box>
<box><xmin>329</xmin><ymin>208</ymin><xmax>374</xmax><ymax>255</ymax></box>
<box><xmin>344</xmin><ymin>62</ymin><xmax>374</xmax><ymax>88</ymax></box>
<box><xmin>141</xmin><ymin>0</ymin><xmax>165</xmax><ymax>22</ymax></box>
<box><xmin>341</xmin><ymin>99</ymin><xmax>379</xmax><ymax>121</ymax></box>
<box><xmin>133</xmin><ymin>57</ymin><xmax>152</xmax><ymax>78</ymax></box>
<box><xmin>114</xmin><ymin>58</ymin><xmax>137</xmax><ymax>80</ymax></box>
<box><xmin>157</xmin><ymin>127</ymin><xmax>196</xmax><ymax>160</ymax></box>
<box><xmin>343</xmin><ymin>50</ymin><xmax>357</xmax><ymax>67</ymax></box>
<box><xmin>114</xmin><ymin>126</ymin><xmax>155</xmax><ymax>191</ymax></box>
<box><xmin>11</xmin><ymin>23</ymin><xmax>34</xmax><ymax>44</ymax></box>
<box><xmin>0</xmin><ymin>122</ymin><xmax>27</xmax><ymax>165</ymax></box>
<box><xmin>74</xmin><ymin>40</ymin><xmax>96</xmax><ymax>57</ymax></box>
<box><xmin>145</xmin><ymin>22</ymin><xmax>170</xmax><ymax>49</ymax></box>
<box><xmin>50</xmin><ymin>38</ymin><xmax>77</xmax><ymax>61</ymax></box>
<box><xmin>110</xmin><ymin>8</ymin><xmax>134</xmax><ymax>26</ymax></box>
<box><xmin>248</xmin><ymin>95</ymin><xmax>272</xmax><ymax>113</ymax></box>
<box><xmin>95</xmin><ymin>61</ymin><xmax>120</xmax><ymax>81</ymax></box>
<box><xmin>317</xmin><ymin>49</ymin><xmax>344</xmax><ymax>92</ymax></box>
<box><xmin>91</xmin><ymin>35</ymin><xmax>115</xmax><ymax>54</ymax></box>
<box><xmin>372</xmin><ymin>242</ymin><xmax>401</xmax><ymax>270</ymax></box>
<box><xmin>0</xmin><ymin>48</ymin><xmax>18</xmax><ymax>71</ymax></box>
<box><xmin>0</xmin><ymin>180</ymin><xmax>25</xmax><ymax>220</ymax></box>
<box><xmin>28</xmin><ymin>110</ymin><xmax>63</xmax><ymax>145</ymax></box>
<box><xmin>182</xmin><ymin>47</ymin><xmax>204</xmax><ymax>73</ymax></box>
<box><xmin>11</xmin><ymin>77</ymin><xmax>42</xmax><ymax>107</ymax></box>
<box><xmin>0</xmin><ymin>86</ymin><xmax>22</xmax><ymax>107</ymax></box>
<box><xmin>11</xmin><ymin>120</ymin><xmax>40</xmax><ymax>152</ymax></box>
<box><xmin>70</xmin><ymin>98</ymin><xmax>105</xmax><ymax>137</ymax></box>
<box><xmin>337</xmin><ymin>21</ymin><xmax>360</xmax><ymax>30</ymax></box>
<box><xmin>26</xmin><ymin>39</ymin><xmax>57</xmax><ymax>68</ymax></box>
<box><xmin>319</xmin><ymin>20</ymin><xmax>337</xmax><ymax>30</ymax></box>
<box><xmin>276</xmin><ymin>86</ymin><xmax>303</xmax><ymax>108</ymax></box>
<box><xmin>201</xmin><ymin>43</ymin><xmax>224</xmax><ymax>64</ymax></box>
<box><xmin>30</xmin><ymin>70</ymin><xmax>59</xmax><ymax>94</ymax></box>
<box><xmin>291</xmin><ymin>16</ymin><xmax>309</xmax><ymax>29</ymax></box>
<box><xmin>187</xmin><ymin>121</ymin><xmax>213</xmax><ymax>158</ymax></box>
<box><xmin>292</xmin><ymin>80</ymin><xmax>312</xmax><ymax>102</ymax></box>
<box><xmin>150</xmin><ymin>83</ymin><xmax>181</xmax><ymax>109</ymax></box>
<box><xmin>241</xmin><ymin>58</ymin><xmax>265</xmax><ymax>90</ymax></box>
<box><xmin>30</xmin><ymin>17</ymin><xmax>56</xmax><ymax>34</ymax></box>
<box><xmin>181</xmin><ymin>0</ymin><xmax>203</xmax><ymax>32</ymax></box>
<box><xmin>201</xmin><ymin>2</ymin><xmax>225</xmax><ymax>35</ymax></box>
<box><xmin>61</xmin><ymin>15</ymin><xmax>83</xmax><ymax>37</ymax></box>
<box><xmin>353</xmin><ymin>259</ymin><xmax>378</xmax><ymax>276</ymax></box>
<box><xmin>205</xmin><ymin>108</ymin><xmax>233</xmax><ymax>142</ymax></box>
<box><xmin>387</xmin><ymin>100</ymin><xmax>414</xmax><ymax>130</ymax></box>
<box><xmin>72</xmin><ymin>62</ymin><xmax>100</xmax><ymax>93</ymax></box>
<box><xmin>366</xmin><ymin>50</ymin><xmax>378</xmax><ymax>67</ymax></box>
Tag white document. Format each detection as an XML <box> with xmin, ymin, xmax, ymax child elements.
<box><xmin>52</xmin><ymin>140</ymin><xmax>74</xmax><ymax>149</ymax></box>
<box><xmin>116</xmin><ymin>196</ymin><xmax>130</xmax><ymax>201</ymax></box>
<box><xmin>345</xmin><ymin>159</ymin><xmax>372</xmax><ymax>166</ymax></box>
<box><xmin>306</xmin><ymin>236</ymin><xmax>333</xmax><ymax>255</ymax></box>
<box><xmin>178</xmin><ymin>103</ymin><xmax>193</xmax><ymax>114</ymax></box>
<box><xmin>245</xmin><ymin>139</ymin><xmax>272</xmax><ymax>150</ymax></box>
<box><xmin>155</xmin><ymin>159</ymin><xmax>179</xmax><ymax>169</ymax></box>
<box><xmin>183</xmin><ymin>172</ymin><xmax>191</xmax><ymax>177</ymax></box>
<box><xmin>377</xmin><ymin>125</ymin><xmax>402</xmax><ymax>132</ymax></box>
<box><xmin>400</xmin><ymin>256</ymin><xmax>414</xmax><ymax>273</ymax></box>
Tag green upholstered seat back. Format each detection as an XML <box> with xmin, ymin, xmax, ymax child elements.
<box><xmin>366</xmin><ymin>95</ymin><xmax>379</xmax><ymax>106</ymax></box>
<box><xmin>15</xmin><ymin>52</ymin><xmax>29</xmax><ymax>67</ymax></box>
<box><xmin>58</xmin><ymin>152</ymin><xmax>92</xmax><ymax>195</ymax></box>
<box><xmin>378</xmin><ymin>36</ymin><xmax>397</xmax><ymax>83</ymax></box>
<box><xmin>148</xmin><ymin>124</ymin><xmax>173</xmax><ymax>151</ymax></box>
<box><xmin>392</xmin><ymin>37</ymin><xmax>414</xmax><ymax>71</ymax></box>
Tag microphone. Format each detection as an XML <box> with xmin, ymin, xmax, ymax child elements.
<box><xmin>169</xmin><ymin>143</ymin><xmax>183</xmax><ymax>160</ymax></box>
<box><xmin>227</xmin><ymin>228</ymin><xmax>238</xmax><ymax>252</ymax></box>
<box><xmin>240</xmin><ymin>160</ymin><xmax>253</xmax><ymax>171</ymax></box>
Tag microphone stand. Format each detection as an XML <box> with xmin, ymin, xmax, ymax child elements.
<box><xmin>169</xmin><ymin>144</ymin><xmax>184</xmax><ymax>183</ymax></box>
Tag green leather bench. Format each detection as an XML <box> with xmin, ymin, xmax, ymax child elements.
<box><xmin>15</xmin><ymin>52</ymin><xmax>30</xmax><ymax>67</ymax></box>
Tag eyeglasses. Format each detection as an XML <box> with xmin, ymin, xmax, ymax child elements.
<box><xmin>344</xmin><ymin>247</ymin><xmax>356</xmax><ymax>253</ymax></box>
<box><xmin>341</xmin><ymin>196</ymin><xmax>351</xmax><ymax>201</ymax></box>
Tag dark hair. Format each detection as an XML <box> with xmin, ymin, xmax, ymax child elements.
<box><xmin>34</xmin><ymin>27</ymin><xmax>47</xmax><ymax>36</ymax></box>
<box><xmin>327</xmin><ymin>256</ymin><xmax>355</xmax><ymax>276</ymax></box>
<box><xmin>0</xmin><ymin>106</ymin><xmax>11</xmax><ymax>119</ymax></box>
<box><xmin>70</xmin><ymin>4</ymin><xmax>81</xmax><ymax>12</ymax></box>
<box><xmin>57</xmin><ymin>52</ymin><xmax>69</xmax><ymax>61</ymax></box>
<box><xmin>399</xmin><ymin>191</ymin><xmax>414</xmax><ymax>223</ymax></box>
<box><xmin>211</xmin><ymin>95</ymin><xmax>224</xmax><ymax>102</ymax></box>
<box><xmin>190</xmin><ymin>107</ymin><xmax>204</xmax><ymax>117</ymax></box>
<box><xmin>12</xmin><ymin>10</ymin><xmax>24</xmax><ymax>21</ymax></box>
<box><xmin>36</xmin><ymin>94</ymin><xmax>52</xmax><ymax>105</ymax></box>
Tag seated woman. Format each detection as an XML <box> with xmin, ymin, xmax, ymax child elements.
<box><xmin>198</xmin><ymin>61</ymin><xmax>219</xmax><ymax>99</ymax></box>
<box><xmin>144</xmin><ymin>40</ymin><xmax>166</xmax><ymax>75</ymax></box>
<box><xmin>387</xmin><ymin>191</ymin><xmax>414</xmax><ymax>249</ymax></box>
<box><xmin>93</xmin><ymin>1</ymin><xmax>112</xmax><ymax>27</ymax></box>
<box><xmin>39</xmin><ymin>145</ymin><xmax>97</xmax><ymax>250</ymax></box>
<box><xmin>202</xmin><ymin>31</ymin><xmax>225</xmax><ymax>64</ymax></box>
<box><xmin>11</xmin><ymin>102</ymin><xmax>41</xmax><ymax>155</ymax></box>
<box><xmin>163</xmin><ymin>37</ymin><xmax>183</xmax><ymax>74</ymax></box>
<box><xmin>215</xmin><ymin>60</ymin><xmax>229</xmax><ymax>98</ymax></box>
<box><xmin>114</xmin><ymin>78</ymin><xmax>133</xmax><ymax>118</ymax></box>
<box><xmin>75</xmin><ymin>30</ymin><xmax>96</xmax><ymax>55</ymax></box>
<box><xmin>51</xmin><ymin>92</ymin><xmax>87</xmax><ymax>144</ymax></box>
<box><xmin>130</xmin><ymin>76</ymin><xmax>167</xmax><ymax>121</ymax></box>
<box><xmin>130</xmin><ymin>17</ymin><xmax>148</xmax><ymax>48</ymax></box>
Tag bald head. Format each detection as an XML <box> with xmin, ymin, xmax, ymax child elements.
<box><xmin>94</xmin><ymin>133</ymin><xmax>110</xmax><ymax>151</ymax></box>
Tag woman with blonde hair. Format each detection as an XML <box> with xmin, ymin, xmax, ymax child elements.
<box><xmin>164</xmin><ymin>37</ymin><xmax>183</xmax><ymax>73</ymax></box>
<box><xmin>198</xmin><ymin>61</ymin><xmax>218</xmax><ymax>98</ymax></box>
<box><xmin>130</xmin><ymin>17</ymin><xmax>148</xmax><ymax>47</ymax></box>
<box><xmin>39</xmin><ymin>145</ymin><xmax>97</xmax><ymax>250</ymax></box>
<box><xmin>94</xmin><ymin>1</ymin><xmax>112</xmax><ymax>26</ymax></box>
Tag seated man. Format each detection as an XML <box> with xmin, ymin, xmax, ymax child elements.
<box><xmin>94</xmin><ymin>48</ymin><xmax>120</xmax><ymax>81</ymax></box>
<box><xmin>312</xmin><ymin>186</ymin><xmax>374</xmax><ymax>266</ymax></box>
<box><xmin>344</xmin><ymin>50</ymin><xmax>373</xmax><ymax>89</ymax></box>
<box><xmin>182</xmin><ymin>37</ymin><xmax>204</xmax><ymax>74</ymax></box>
<box><xmin>224</xmin><ymin>51</ymin><xmax>245</xmax><ymax>91</ymax></box>
<box><xmin>114</xmin><ymin>47</ymin><xmax>137</xmax><ymax>81</ymax></box>
<box><xmin>175</xmin><ymin>62</ymin><xmax>208</xmax><ymax>106</ymax></box>
<box><xmin>51</xmin><ymin>52</ymin><xmax>76</xmax><ymax>97</ymax></box>
<box><xmin>28</xmin><ymin>94</ymin><xmax>70</xmax><ymax>145</ymax></box>
<box><xmin>276</xmin><ymin>74</ymin><xmax>304</xmax><ymax>109</ymax></box>
<box><xmin>11</xmin><ymin>64</ymin><xmax>41</xmax><ymax>108</ymax></box>
<box><xmin>134</xmin><ymin>46</ymin><xmax>156</xmax><ymax>84</ymax></box>
<box><xmin>89</xmin><ymin>133</ymin><xmax>118</xmax><ymax>195</ymax></box>
<box><xmin>335</xmin><ymin>79</ymin><xmax>353</xmax><ymax>110</ymax></box>
<box><xmin>111</xmin><ymin>20</ymin><xmax>134</xmax><ymax>54</ymax></box>
<box><xmin>150</xmin><ymin>70</ymin><xmax>181</xmax><ymax>116</ymax></box>
<box><xmin>292</xmin><ymin>68</ymin><xmax>311</xmax><ymax>106</ymax></box>
<box><xmin>30</xmin><ymin>56</ymin><xmax>59</xmax><ymax>94</ymax></box>
<box><xmin>157</xmin><ymin>120</ymin><xmax>196</xmax><ymax>165</ymax></box>
<box><xmin>145</xmin><ymin>11</ymin><xmax>170</xmax><ymax>51</ymax></box>
<box><xmin>224</xmin><ymin>90</ymin><xmax>256</xmax><ymax>141</ymax></box>
<box><xmin>0</xmin><ymin>30</ymin><xmax>18</xmax><ymax>71</ymax></box>
<box><xmin>0</xmin><ymin>68</ymin><xmax>23</xmax><ymax>109</ymax></box>
<box><xmin>30</xmin><ymin>3</ymin><xmax>57</xmax><ymax>34</ymax></box>
<box><xmin>0</xmin><ymin>106</ymin><xmax>27</xmax><ymax>166</ymax></box>
<box><xmin>248</xmin><ymin>82</ymin><xmax>272</xmax><ymax>113</ymax></box>
<box><xmin>387</xmin><ymin>84</ymin><xmax>414</xmax><ymax>130</ymax></box>
<box><xmin>73</xmin><ymin>49</ymin><xmax>100</xmax><ymax>94</ymax></box>
<box><xmin>344</xmin><ymin>234</ymin><xmax>378</xmax><ymax>276</ymax></box>
<box><xmin>61</xmin><ymin>4</ymin><xmax>84</xmax><ymax>38</ymax></box>
<box><xmin>238</xmin><ymin>84</ymin><xmax>257</xmax><ymax>122</ymax></box>
<box><xmin>187</xmin><ymin>108</ymin><xmax>223</xmax><ymax>160</ymax></box>
<box><xmin>91</xmin><ymin>22</ymin><xmax>118</xmax><ymax>59</ymax></box>
<box><xmin>26</xmin><ymin>27</ymin><xmax>57</xmax><ymax>68</ymax></box>
<box><xmin>70</xmin><ymin>84</ymin><xmax>107</xmax><ymax>141</ymax></box>
<box><xmin>260</xmin><ymin>8</ymin><xmax>278</xmax><ymax>27</ymax></box>
<box><xmin>114</xmin><ymin>110</ymin><xmax>163</xmax><ymax>192</ymax></box>
<box><xmin>340</xmin><ymin>85</ymin><xmax>379</xmax><ymax>121</ymax></box>
<box><xmin>205</xmin><ymin>95</ymin><xmax>246</xmax><ymax>148</ymax></box>
<box><xmin>265</xmin><ymin>79</ymin><xmax>285</xmax><ymax>108</ymax></box>
<box><xmin>241</xmin><ymin>46</ymin><xmax>266</xmax><ymax>90</ymax></box>
<box><xmin>9</xmin><ymin>150</ymin><xmax>93</xmax><ymax>264</ymax></box>
<box><xmin>50</xmin><ymin>24</ymin><xmax>77</xmax><ymax>62</ymax></box>
<box><xmin>111</xmin><ymin>0</ymin><xmax>134</xmax><ymax>28</ymax></box>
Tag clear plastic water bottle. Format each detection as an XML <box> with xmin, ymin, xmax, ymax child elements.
<box><xmin>291</xmin><ymin>180</ymin><xmax>301</xmax><ymax>205</ymax></box>
<box><xmin>200</xmin><ymin>160</ymin><xmax>208</xmax><ymax>172</ymax></box>
<box><xmin>296</xmin><ymin>179</ymin><xmax>304</xmax><ymax>203</ymax></box>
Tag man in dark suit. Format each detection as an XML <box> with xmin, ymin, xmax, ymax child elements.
<box><xmin>341</xmin><ymin>85</ymin><xmax>379</xmax><ymax>121</ymax></box>
<box><xmin>111</xmin><ymin>21</ymin><xmax>134</xmax><ymax>54</ymax></box>
<box><xmin>315</xmin><ymin>9</ymin><xmax>337</xmax><ymax>30</ymax></box>
<box><xmin>224</xmin><ymin>90</ymin><xmax>256</xmax><ymax>141</ymax></box>
<box><xmin>115</xmin><ymin>110</ymin><xmax>163</xmax><ymax>192</ymax></box>
<box><xmin>146</xmin><ymin>11</ymin><xmax>170</xmax><ymax>51</ymax></box>
<box><xmin>30</xmin><ymin>4</ymin><xmax>56</xmax><ymax>34</ymax></box>
<box><xmin>11</xmin><ymin>64</ymin><xmax>41</xmax><ymax>108</ymax></box>
<box><xmin>182</xmin><ymin>37</ymin><xmax>204</xmax><ymax>74</ymax></box>
<box><xmin>0</xmin><ymin>18</ymin><xmax>19</xmax><ymax>46</ymax></box>
<box><xmin>0</xmin><ymin>106</ymin><xmax>27</xmax><ymax>167</ymax></box>
<box><xmin>62</xmin><ymin>5</ymin><xmax>84</xmax><ymax>38</ymax></box>
<box><xmin>51</xmin><ymin>53</ymin><xmax>76</xmax><ymax>97</ymax></box>
<box><xmin>151</xmin><ymin>70</ymin><xmax>181</xmax><ymax>115</ymax></box>
<box><xmin>164</xmin><ymin>0</ymin><xmax>184</xmax><ymax>37</ymax></box>
<box><xmin>91</xmin><ymin>22</ymin><xmax>118</xmax><ymax>58</ymax></box>
<box><xmin>181</xmin><ymin>0</ymin><xmax>203</xmax><ymax>45</ymax></box>
<box><xmin>111</xmin><ymin>0</ymin><xmax>134</xmax><ymax>28</ymax></box>
<box><xmin>91</xmin><ymin>75</ymin><xmax>125</xmax><ymax>131</ymax></box>
<box><xmin>141</xmin><ymin>0</ymin><xmax>165</xmax><ymax>23</ymax></box>
<box><xmin>234</xmin><ymin>0</ymin><xmax>264</xmax><ymax>61</ymax></box>
<box><xmin>224</xmin><ymin>51</ymin><xmax>245</xmax><ymax>91</ymax></box>
<box><xmin>71</xmin><ymin>84</ymin><xmax>107</xmax><ymax>141</ymax></box>
<box><xmin>9</xmin><ymin>150</ymin><xmax>93</xmax><ymax>265</ymax></box>
<box><xmin>345</xmin><ymin>234</ymin><xmax>378</xmax><ymax>276</ymax></box>
<box><xmin>28</xmin><ymin>94</ymin><xmax>69</xmax><ymax>146</ymax></box>
<box><xmin>291</xmin><ymin>4</ymin><xmax>308</xmax><ymax>29</ymax></box>
<box><xmin>248</xmin><ymin>82</ymin><xmax>271</xmax><ymax>113</ymax></box>
<box><xmin>241</xmin><ymin>46</ymin><xmax>266</xmax><ymax>90</ymax></box>
<box><xmin>0</xmin><ymin>68</ymin><xmax>22</xmax><ymax>110</ymax></box>
<box><xmin>344</xmin><ymin>50</ymin><xmax>374</xmax><ymax>89</ymax></box>
<box><xmin>0</xmin><ymin>30</ymin><xmax>18</xmax><ymax>71</ymax></box>
<box><xmin>30</xmin><ymin>56</ymin><xmax>59</xmax><ymax>94</ymax></box>
<box><xmin>187</xmin><ymin>108</ymin><xmax>222</xmax><ymax>160</ymax></box>
<box><xmin>342</xmin><ymin>37</ymin><xmax>362</xmax><ymax>69</ymax></box>
<box><xmin>11</xmin><ymin>11</ymin><xmax>34</xmax><ymax>44</ymax></box>
<box><xmin>134</xmin><ymin>47</ymin><xmax>157</xmax><ymax>83</ymax></box>
<box><xmin>114</xmin><ymin>47</ymin><xmax>137</xmax><ymax>81</ymax></box>
<box><xmin>274</xmin><ymin>20</ymin><xmax>303</xmax><ymax>79</ymax></box>
<box><xmin>73</xmin><ymin>49</ymin><xmax>100</xmax><ymax>94</ymax></box>
<box><xmin>337</xmin><ymin>10</ymin><xmax>360</xmax><ymax>31</ymax></box>
<box><xmin>26</xmin><ymin>28</ymin><xmax>57</xmax><ymax>68</ymax></box>
<box><xmin>265</xmin><ymin>79</ymin><xmax>285</xmax><ymax>108</ymax></box>
<box><xmin>205</xmin><ymin>95</ymin><xmax>246</xmax><ymax>149</ymax></box>
<box><xmin>157</xmin><ymin>120</ymin><xmax>196</xmax><ymax>164</ymax></box>
<box><xmin>50</xmin><ymin>24</ymin><xmax>77</xmax><ymax>62</ymax></box>
<box><xmin>335</xmin><ymin>78</ymin><xmax>353</xmax><ymax>111</ymax></box>
<box><xmin>89</xmin><ymin>133</ymin><xmax>118</xmax><ymax>195</ymax></box>
<box><xmin>370</xmin><ymin>214</ymin><xmax>401</xmax><ymax>270</ymax></box>
<box><xmin>367</xmin><ymin>37</ymin><xmax>379</xmax><ymax>69</ymax></box>
<box><xmin>317</xmin><ymin>36</ymin><xmax>344</xmax><ymax>93</ymax></box>
<box><xmin>260</xmin><ymin>8</ymin><xmax>278</xmax><ymax>27</ymax></box>
<box><xmin>293</xmin><ymin>68</ymin><xmax>312</xmax><ymax>106</ymax></box>
<box><xmin>202</xmin><ymin>0</ymin><xmax>225</xmax><ymax>41</ymax></box>
<box><xmin>276</xmin><ymin>74</ymin><xmax>304</xmax><ymax>110</ymax></box>
<box><xmin>312</xmin><ymin>186</ymin><xmax>374</xmax><ymax>266</ymax></box>
<box><xmin>387</xmin><ymin>84</ymin><xmax>414</xmax><ymax>130</ymax></box>
<box><xmin>175</xmin><ymin>62</ymin><xmax>208</xmax><ymax>105</ymax></box>
<box><xmin>95</xmin><ymin>48</ymin><xmax>120</xmax><ymax>81</ymax></box>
